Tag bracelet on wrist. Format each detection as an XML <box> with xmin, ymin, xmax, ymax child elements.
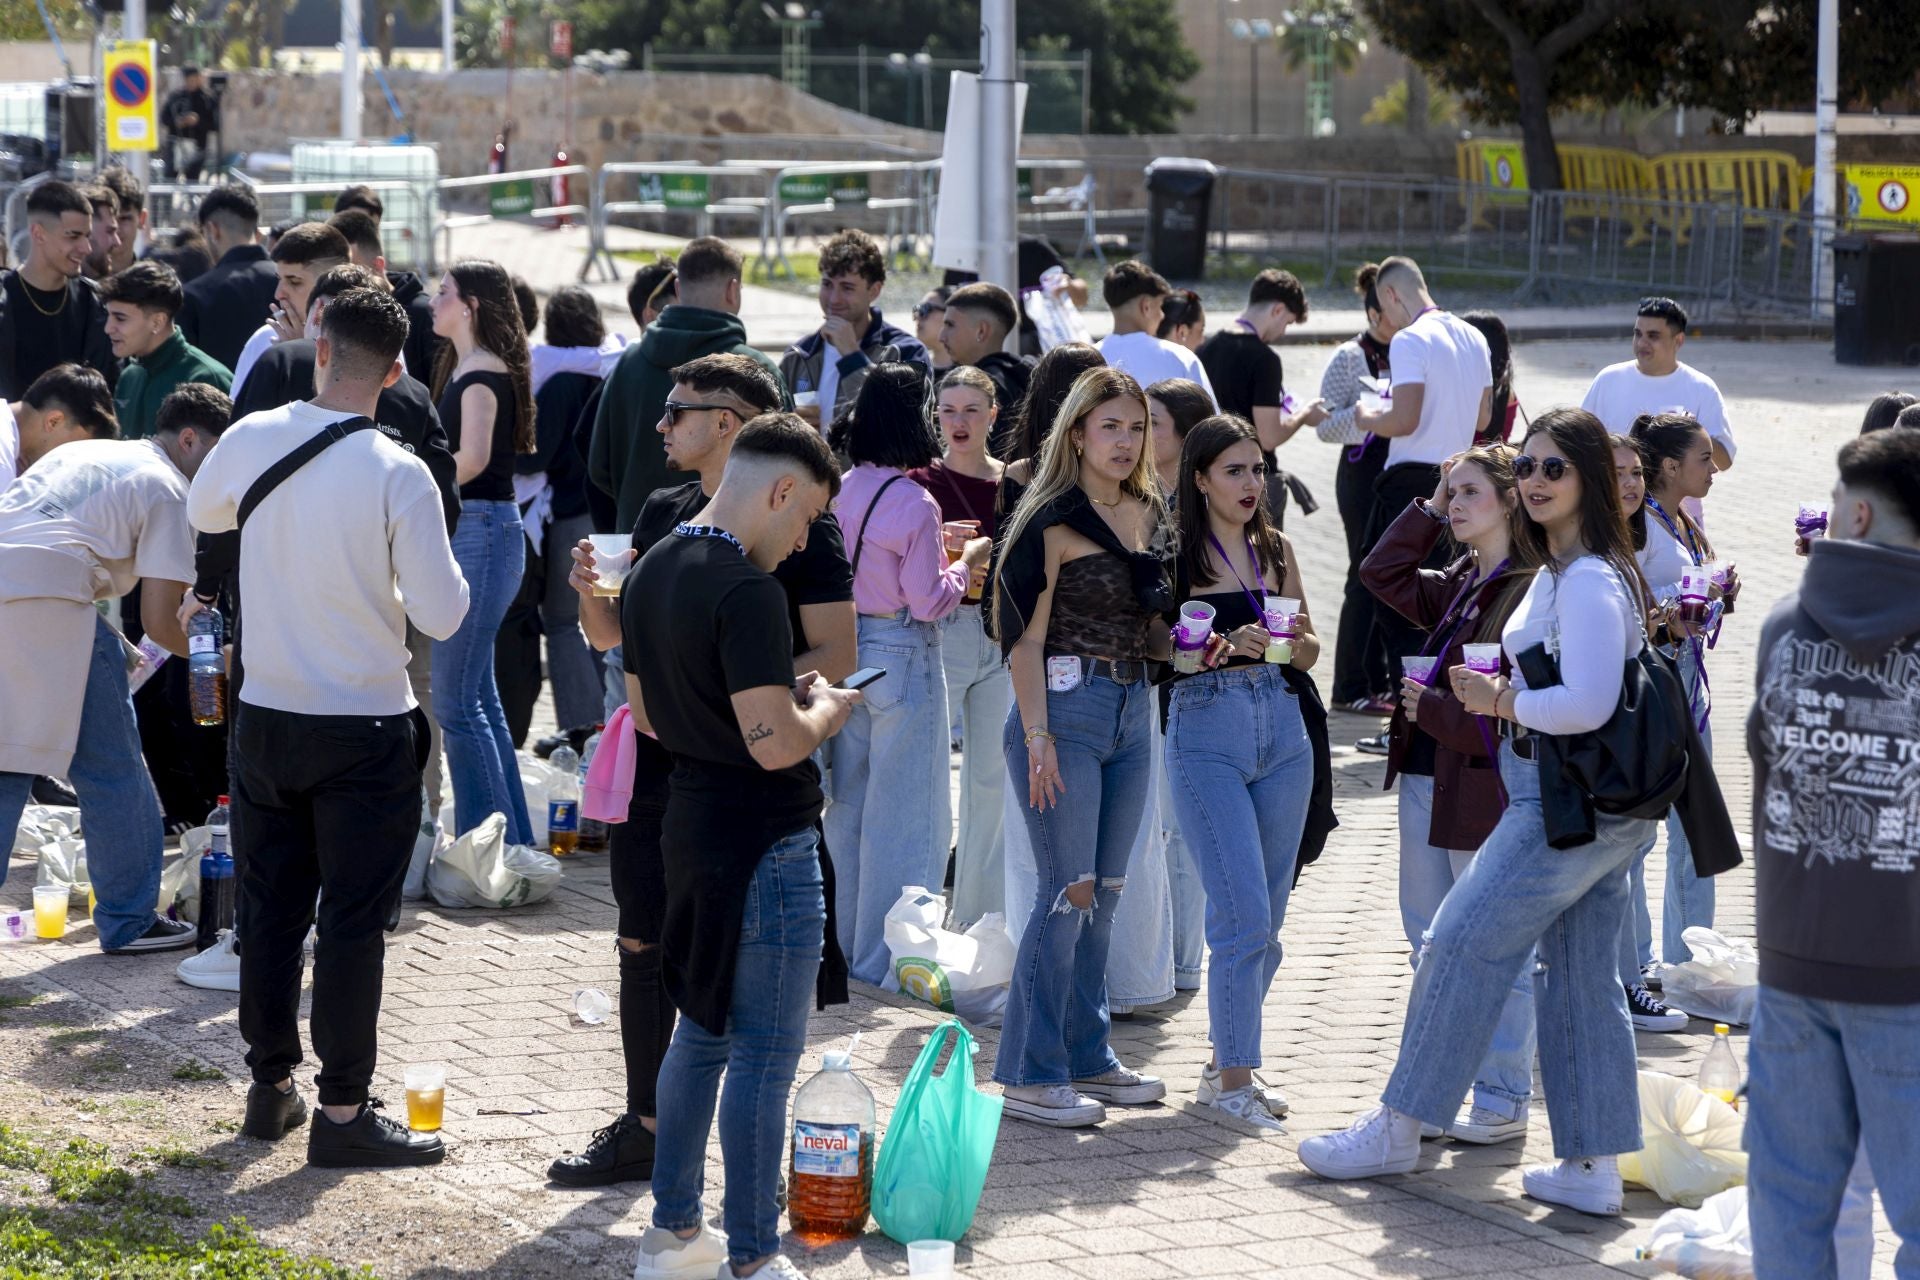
<box><xmin>1024</xmin><ymin>727</ymin><xmax>1054</xmax><ymax>747</ymax></box>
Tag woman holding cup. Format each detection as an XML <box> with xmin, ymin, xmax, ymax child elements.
<box><xmin>1359</xmin><ymin>444</ymin><xmax>1539</xmax><ymax>1143</ymax></box>
<box><xmin>1302</xmin><ymin>408</ymin><xmax>1658</xmax><ymax>1218</ymax></box>
<box><xmin>1162</xmin><ymin>415</ymin><xmax>1333</xmax><ymax>1130</ymax></box>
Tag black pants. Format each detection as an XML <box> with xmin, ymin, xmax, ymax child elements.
<box><xmin>232</xmin><ymin>704</ymin><xmax>424</xmax><ymax>1107</ymax></box>
<box><xmin>495</xmin><ymin>545</ymin><xmax>546</xmax><ymax>748</ymax></box>
<box><xmin>1360</xmin><ymin>460</ymin><xmax>1449</xmax><ymax>678</ymax></box>
<box><xmin>123</xmin><ymin>580</ymin><xmax>228</xmax><ymax>827</ymax></box>
<box><xmin>608</xmin><ymin>779</ymin><xmax>674</xmax><ymax>1119</ymax></box>
<box><xmin>1331</xmin><ymin>437</ymin><xmax>1393</xmax><ymax>703</ymax></box>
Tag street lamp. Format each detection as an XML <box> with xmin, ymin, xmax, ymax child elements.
<box><xmin>761</xmin><ymin>1</ymin><xmax>822</xmax><ymax>93</ymax></box>
<box><xmin>1279</xmin><ymin>7</ymin><xmax>1365</xmax><ymax>138</ymax></box>
<box><xmin>1227</xmin><ymin>17</ymin><xmax>1272</xmax><ymax>136</ymax></box>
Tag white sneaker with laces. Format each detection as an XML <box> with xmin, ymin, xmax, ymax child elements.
<box><xmin>1071</xmin><ymin>1065</ymin><xmax>1165</xmax><ymax>1105</ymax></box>
<box><xmin>1001</xmin><ymin>1084</ymin><xmax>1105</xmax><ymax>1128</ymax></box>
<box><xmin>176</xmin><ymin>929</ymin><xmax>241</xmax><ymax>992</ymax></box>
<box><xmin>1522</xmin><ymin>1155</ymin><xmax>1624</xmax><ymax>1216</ymax></box>
<box><xmin>1297</xmin><ymin>1106</ymin><xmax>1421</xmax><ymax>1180</ymax></box>
<box><xmin>1447</xmin><ymin>1103</ymin><xmax>1529</xmax><ymax>1145</ymax></box>
<box><xmin>1201</xmin><ymin>1084</ymin><xmax>1286</xmax><ymax>1133</ymax></box>
<box><xmin>632</xmin><ymin>1223</ymin><xmax>729</xmax><ymax>1278</ymax></box>
<box><xmin>720</xmin><ymin>1257</ymin><xmax>808</xmax><ymax>1280</ymax></box>
<box><xmin>1197</xmin><ymin>1065</ymin><xmax>1288</xmax><ymax>1117</ymax></box>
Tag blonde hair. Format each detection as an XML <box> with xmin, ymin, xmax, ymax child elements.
<box><xmin>998</xmin><ymin>366</ymin><xmax>1163</xmax><ymax>565</ymax></box>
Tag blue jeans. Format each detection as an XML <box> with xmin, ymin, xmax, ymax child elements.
<box><xmin>0</xmin><ymin>614</ymin><xmax>164</xmax><ymax>951</ymax></box>
<box><xmin>602</xmin><ymin>643</ymin><xmax>626</xmax><ymax>723</ymax></box>
<box><xmin>1382</xmin><ymin>742</ymin><xmax>1652</xmax><ymax>1158</ymax></box>
<box><xmin>825</xmin><ymin>611</ymin><xmax>949</xmax><ymax>986</ymax></box>
<box><xmin>994</xmin><ymin>667</ymin><xmax>1152</xmax><ymax>1087</ymax></box>
<box><xmin>649</xmin><ymin>826</ymin><xmax>825</xmax><ymax>1268</ymax></box>
<box><xmin>1158</xmin><ymin>740</ymin><xmax>1206</xmax><ymax>991</ymax></box>
<box><xmin>1621</xmin><ymin>650</ymin><xmax>1714</xmax><ymax>974</ymax></box>
<box><xmin>1748</xmin><ymin>985</ymin><xmax>1920</xmax><ymax>1280</ymax></box>
<box><xmin>433</xmin><ymin>499</ymin><xmax>532</xmax><ymax>846</ymax></box>
<box><xmin>539</xmin><ymin>511</ymin><xmax>605</xmax><ymax>732</ymax></box>
<box><xmin>1397</xmin><ymin>772</ymin><xmax>1538</xmax><ymax>1119</ymax></box>
<box><xmin>1165</xmin><ymin>665</ymin><xmax>1312</xmax><ymax>1069</ymax></box>
<box><xmin>942</xmin><ymin>604</ymin><xmax>1010</xmax><ymax>927</ymax></box>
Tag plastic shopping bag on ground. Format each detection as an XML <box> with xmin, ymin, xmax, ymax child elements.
<box><xmin>156</xmin><ymin>827</ymin><xmax>211</xmax><ymax>921</ymax></box>
<box><xmin>426</xmin><ymin>812</ymin><xmax>563</xmax><ymax>909</ymax></box>
<box><xmin>1619</xmin><ymin>1070</ymin><xmax>1747</xmax><ymax>1208</ymax></box>
<box><xmin>403</xmin><ymin>794</ymin><xmax>447</xmax><ymax>901</ymax></box>
<box><xmin>1662</xmin><ymin>928</ymin><xmax>1759</xmax><ymax>1027</ymax></box>
<box><xmin>519</xmin><ymin>753</ymin><xmax>558</xmax><ymax>848</ymax></box>
<box><xmin>882</xmin><ymin>888</ymin><xmax>1015</xmax><ymax>1027</ymax></box>
<box><xmin>14</xmin><ymin>803</ymin><xmax>80</xmax><ymax>855</ymax></box>
<box><xmin>872</xmin><ymin>1019</ymin><xmax>1003</xmax><ymax>1245</ymax></box>
<box><xmin>33</xmin><ymin>823</ymin><xmax>89</xmax><ymax>907</ymax></box>
<box><xmin>1637</xmin><ymin>1185</ymin><xmax>1753</xmax><ymax>1279</ymax></box>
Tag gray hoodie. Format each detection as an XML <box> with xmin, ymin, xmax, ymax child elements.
<box><xmin>1748</xmin><ymin>537</ymin><xmax>1920</xmax><ymax>1004</ymax></box>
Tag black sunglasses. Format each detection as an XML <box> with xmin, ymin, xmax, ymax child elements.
<box><xmin>661</xmin><ymin>400</ymin><xmax>734</xmax><ymax>424</ymax></box>
<box><xmin>1512</xmin><ymin>454</ymin><xmax>1568</xmax><ymax>482</ymax></box>
<box><xmin>913</xmin><ymin>300</ymin><xmax>946</xmax><ymax>321</ymax></box>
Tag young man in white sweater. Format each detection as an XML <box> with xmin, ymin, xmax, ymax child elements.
<box><xmin>186</xmin><ymin>287</ymin><xmax>468</xmax><ymax>1167</ymax></box>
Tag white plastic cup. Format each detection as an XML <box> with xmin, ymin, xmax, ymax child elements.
<box><xmin>1401</xmin><ymin>655</ymin><xmax>1438</xmax><ymax>684</ymax></box>
<box><xmin>1175</xmin><ymin>600</ymin><xmax>1216</xmax><ymax>644</ymax></box>
<box><xmin>587</xmin><ymin>534</ymin><xmax>633</xmax><ymax>597</ymax></box>
<box><xmin>1461</xmin><ymin>643</ymin><xmax>1503</xmax><ymax>675</ymax></box>
<box><xmin>907</xmin><ymin>1240</ymin><xmax>956</xmax><ymax>1277</ymax></box>
<box><xmin>573</xmin><ymin>987</ymin><xmax>612</xmax><ymax>1024</ymax></box>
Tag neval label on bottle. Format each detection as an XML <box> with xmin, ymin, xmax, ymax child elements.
<box><xmin>791</xmin><ymin>1120</ymin><xmax>861</xmax><ymax>1177</ymax></box>
<box><xmin>548</xmin><ymin>800</ymin><xmax>579</xmax><ymax>833</ymax></box>
<box><xmin>189</xmin><ymin>634</ymin><xmax>218</xmax><ymax>655</ymax></box>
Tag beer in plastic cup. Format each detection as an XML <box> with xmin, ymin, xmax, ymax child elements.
<box><xmin>1262</xmin><ymin>595</ymin><xmax>1296</xmax><ymax>664</ymax></box>
<box><xmin>1402</xmin><ymin>655</ymin><xmax>1439</xmax><ymax>685</ymax></box>
<box><xmin>403</xmin><ymin>1063</ymin><xmax>446</xmax><ymax>1132</ymax></box>
<box><xmin>1461</xmin><ymin>643</ymin><xmax>1503</xmax><ymax>675</ymax></box>
<box><xmin>1676</xmin><ymin>566</ymin><xmax>1712</xmax><ymax>626</ymax></box>
<box><xmin>33</xmin><ymin>885</ymin><xmax>67</xmax><ymax>940</ymax></box>
<box><xmin>587</xmin><ymin>534</ymin><xmax>633</xmax><ymax>598</ymax></box>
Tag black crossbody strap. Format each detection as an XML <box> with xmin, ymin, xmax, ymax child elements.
<box><xmin>236</xmin><ymin>416</ymin><xmax>378</xmax><ymax>530</ymax></box>
<box><xmin>849</xmin><ymin>473</ymin><xmax>906</xmax><ymax>581</ymax></box>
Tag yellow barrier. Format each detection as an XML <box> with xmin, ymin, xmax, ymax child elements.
<box><xmin>1455</xmin><ymin>139</ymin><xmax>1529</xmax><ymax>230</ymax></box>
<box><xmin>1643</xmin><ymin>150</ymin><xmax>1801</xmax><ymax>244</ymax></box>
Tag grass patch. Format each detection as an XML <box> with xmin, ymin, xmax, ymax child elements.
<box><xmin>45</xmin><ymin>1029</ymin><xmax>104</xmax><ymax>1050</ymax></box>
<box><xmin>171</xmin><ymin>1060</ymin><xmax>225</xmax><ymax>1082</ymax></box>
<box><xmin>141</xmin><ymin>1144</ymin><xmax>229</xmax><ymax>1172</ymax></box>
<box><xmin>0</xmin><ymin>992</ymin><xmax>45</xmax><ymax>1010</ymax></box>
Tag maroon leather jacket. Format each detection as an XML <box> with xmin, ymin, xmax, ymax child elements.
<box><xmin>1360</xmin><ymin>500</ymin><xmax>1535</xmax><ymax>852</ymax></box>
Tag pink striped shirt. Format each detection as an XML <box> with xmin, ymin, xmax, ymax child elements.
<box><xmin>835</xmin><ymin>463</ymin><xmax>970</xmax><ymax>621</ymax></box>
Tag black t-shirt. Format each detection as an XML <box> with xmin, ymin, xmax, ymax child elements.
<box><xmin>1197</xmin><ymin>328</ymin><xmax>1285</xmax><ymax>422</ymax></box>
<box><xmin>5</xmin><ymin>273</ymin><xmax>97</xmax><ymax>396</ymax></box>
<box><xmin>439</xmin><ymin>369</ymin><xmax>521</xmax><ymax>502</ymax></box>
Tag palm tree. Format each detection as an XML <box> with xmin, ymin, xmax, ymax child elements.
<box><xmin>1276</xmin><ymin>0</ymin><xmax>1366</xmax><ymax>135</ymax></box>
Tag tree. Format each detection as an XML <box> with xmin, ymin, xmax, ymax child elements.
<box><xmin>0</xmin><ymin>0</ymin><xmax>87</xmax><ymax>41</ymax></box>
<box><xmin>1276</xmin><ymin>0</ymin><xmax>1366</xmax><ymax>76</ymax></box>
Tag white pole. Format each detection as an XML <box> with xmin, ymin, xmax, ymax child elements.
<box><xmin>125</xmin><ymin>0</ymin><xmax>145</xmax><ymax>42</ymax></box>
<box><xmin>442</xmin><ymin>0</ymin><xmax>455</xmax><ymax>73</ymax></box>
<box><xmin>341</xmin><ymin>0</ymin><xmax>364</xmax><ymax>140</ymax></box>
<box><xmin>979</xmin><ymin>0</ymin><xmax>1017</xmax><ymax>334</ymax></box>
<box><xmin>1812</xmin><ymin>0</ymin><xmax>1839</xmax><ymax>317</ymax></box>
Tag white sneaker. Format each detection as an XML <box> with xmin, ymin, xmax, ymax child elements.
<box><xmin>1297</xmin><ymin>1106</ymin><xmax>1421</xmax><ymax>1180</ymax></box>
<box><xmin>1071</xmin><ymin>1065</ymin><xmax>1165</xmax><ymax>1105</ymax></box>
<box><xmin>1522</xmin><ymin>1155</ymin><xmax>1624</xmax><ymax>1216</ymax></box>
<box><xmin>176</xmin><ymin>929</ymin><xmax>241</xmax><ymax>992</ymax></box>
<box><xmin>1198</xmin><ymin>1065</ymin><xmax>1288</xmax><ymax>1117</ymax></box>
<box><xmin>1447</xmin><ymin>1103</ymin><xmax>1529</xmax><ymax>1145</ymax></box>
<box><xmin>1201</xmin><ymin>1084</ymin><xmax>1286</xmax><ymax>1133</ymax></box>
<box><xmin>1627</xmin><ymin>983</ymin><xmax>1688</xmax><ymax>1032</ymax></box>
<box><xmin>1001</xmin><ymin>1084</ymin><xmax>1105</xmax><ymax>1128</ymax></box>
<box><xmin>632</xmin><ymin>1223</ymin><xmax>729</xmax><ymax>1278</ymax></box>
<box><xmin>720</xmin><ymin>1258</ymin><xmax>808</xmax><ymax>1280</ymax></box>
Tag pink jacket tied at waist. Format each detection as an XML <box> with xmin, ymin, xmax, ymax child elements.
<box><xmin>582</xmin><ymin>705</ymin><xmax>637</xmax><ymax>823</ymax></box>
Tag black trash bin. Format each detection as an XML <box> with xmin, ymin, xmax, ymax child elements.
<box><xmin>1834</xmin><ymin>233</ymin><xmax>1920</xmax><ymax>366</ymax></box>
<box><xmin>1144</xmin><ymin>157</ymin><xmax>1217</xmax><ymax>283</ymax></box>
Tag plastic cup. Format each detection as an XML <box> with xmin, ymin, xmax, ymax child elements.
<box><xmin>403</xmin><ymin>1063</ymin><xmax>446</xmax><ymax>1132</ymax></box>
<box><xmin>1461</xmin><ymin>643</ymin><xmax>1503</xmax><ymax>675</ymax></box>
<box><xmin>573</xmin><ymin>987</ymin><xmax>613</xmax><ymax>1024</ymax></box>
<box><xmin>587</xmin><ymin>534</ymin><xmax>633</xmax><ymax>598</ymax></box>
<box><xmin>1172</xmin><ymin>601</ymin><xmax>1216</xmax><ymax>675</ymax></box>
<box><xmin>33</xmin><ymin>885</ymin><xmax>68</xmax><ymax>940</ymax></box>
<box><xmin>1402</xmin><ymin>655</ymin><xmax>1438</xmax><ymax>684</ymax></box>
<box><xmin>907</xmin><ymin>1240</ymin><xmax>956</xmax><ymax>1277</ymax></box>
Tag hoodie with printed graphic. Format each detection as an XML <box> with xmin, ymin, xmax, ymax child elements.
<box><xmin>1748</xmin><ymin>537</ymin><xmax>1920</xmax><ymax>1004</ymax></box>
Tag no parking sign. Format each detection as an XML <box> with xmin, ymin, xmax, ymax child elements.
<box><xmin>104</xmin><ymin>40</ymin><xmax>158</xmax><ymax>151</ymax></box>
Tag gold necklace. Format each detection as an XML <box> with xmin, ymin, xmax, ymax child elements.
<box><xmin>1086</xmin><ymin>491</ymin><xmax>1123</xmax><ymax>508</ymax></box>
<box><xmin>19</xmin><ymin>275</ymin><xmax>68</xmax><ymax>317</ymax></box>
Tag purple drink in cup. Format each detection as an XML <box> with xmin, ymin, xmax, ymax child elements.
<box><xmin>1402</xmin><ymin>654</ymin><xmax>1439</xmax><ymax>685</ymax></box>
<box><xmin>1172</xmin><ymin>601</ymin><xmax>1216</xmax><ymax>675</ymax></box>
<box><xmin>1795</xmin><ymin>503</ymin><xmax>1828</xmax><ymax>556</ymax></box>
<box><xmin>1461</xmin><ymin>643</ymin><xmax>1502</xmax><ymax>675</ymax></box>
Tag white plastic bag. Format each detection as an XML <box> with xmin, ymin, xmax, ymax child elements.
<box><xmin>883</xmin><ymin>887</ymin><xmax>1015</xmax><ymax>1027</ymax></box>
<box><xmin>519</xmin><ymin>752</ymin><xmax>558</xmax><ymax>848</ymax></box>
<box><xmin>1662</xmin><ymin>928</ymin><xmax>1760</xmax><ymax>1027</ymax></box>
<box><xmin>14</xmin><ymin>803</ymin><xmax>80</xmax><ymax>854</ymax></box>
<box><xmin>1639</xmin><ymin>1185</ymin><xmax>1754</xmax><ymax>1279</ymax></box>
<box><xmin>158</xmin><ymin>827</ymin><xmax>211</xmax><ymax>920</ymax></box>
<box><xmin>34</xmin><ymin>830</ymin><xmax>89</xmax><ymax>906</ymax></box>
<box><xmin>1620</xmin><ymin>1070</ymin><xmax>1748</xmax><ymax>1207</ymax></box>
<box><xmin>403</xmin><ymin>794</ymin><xmax>446</xmax><ymax>901</ymax></box>
<box><xmin>426</xmin><ymin>812</ymin><xmax>563</xmax><ymax>909</ymax></box>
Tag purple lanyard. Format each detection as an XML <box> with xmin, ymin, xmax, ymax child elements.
<box><xmin>1416</xmin><ymin>559</ymin><xmax>1509</xmax><ymax>683</ymax></box>
<box><xmin>1644</xmin><ymin>496</ymin><xmax>1701</xmax><ymax>563</ymax></box>
<box><xmin>1205</xmin><ymin>529</ymin><xmax>1269</xmax><ymax>622</ymax></box>
<box><xmin>1644</xmin><ymin>496</ymin><xmax>1715</xmax><ymax>728</ymax></box>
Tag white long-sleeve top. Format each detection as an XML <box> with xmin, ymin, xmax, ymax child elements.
<box><xmin>1314</xmin><ymin>339</ymin><xmax>1372</xmax><ymax>446</ymax></box>
<box><xmin>188</xmin><ymin>401</ymin><xmax>469</xmax><ymax>716</ymax></box>
<box><xmin>1502</xmin><ymin>554</ymin><xmax>1641</xmax><ymax>735</ymax></box>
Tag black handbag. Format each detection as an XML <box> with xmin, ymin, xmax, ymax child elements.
<box><xmin>1514</xmin><ymin>637</ymin><xmax>1692</xmax><ymax>822</ymax></box>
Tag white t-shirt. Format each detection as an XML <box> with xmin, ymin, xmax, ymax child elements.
<box><xmin>0</xmin><ymin>403</ymin><xmax>17</xmax><ymax>482</ymax></box>
<box><xmin>187</xmin><ymin>401</ymin><xmax>469</xmax><ymax>717</ymax></box>
<box><xmin>228</xmin><ymin>322</ymin><xmax>278</xmax><ymax>399</ymax></box>
<box><xmin>1097</xmin><ymin>331</ymin><xmax>1218</xmax><ymax>406</ymax></box>
<box><xmin>1502</xmin><ymin>554</ymin><xmax>1641</xmax><ymax>736</ymax></box>
<box><xmin>1580</xmin><ymin>360</ymin><xmax>1735</xmax><ymax>463</ymax></box>
<box><xmin>0</xmin><ymin>436</ymin><xmax>195</xmax><ymax>598</ymax></box>
<box><xmin>1385</xmin><ymin>310</ymin><xmax>1491</xmax><ymax>467</ymax></box>
<box><xmin>1637</xmin><ymin>507</ymin><xmax>1700</xmax><ymax>602</ymax></box>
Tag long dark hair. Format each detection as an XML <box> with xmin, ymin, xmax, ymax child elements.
<box><xmin>1009</xmin><ymin>342</ymin><xmax>1105</xmax><ymax>464</ymax></box>
<box><xmin>1175</xmin><ymin>415</ymin><xmax>1284</xmax><ymax>592</ymax></box>
<box><xmin>1514</xmin><ymin>407</ymin><xmax>1650</xmax><ymax>614</ymax></box>
<box><xmin>432</xmin><ymin>259</ymin><xmax>536</xmax><ymax>453</ymax></box>
<box><xmin>1461</xmin><ymin>309</ymin><xmax>1512</xmax><ymax>443</ymax></box>
<box><xmin>830</xmin><ymin>362</ymin><xmax>941</xmax><ymax>469</ymax></box>
<box><xmin>1861</xmin><ymin>391</ymin><xmax>1916</xmax><ymax>434</ymax></box>
<box><xmin>1630</xmin><ymin>410</ymin><xmax>1716</xmax><ymax>559</ymax></box>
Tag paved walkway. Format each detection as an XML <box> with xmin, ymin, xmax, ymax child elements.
<box><xmin>0</xmin><ymin>336</ymin><xmax>1897</xmax><ymax>1278</ymax></box>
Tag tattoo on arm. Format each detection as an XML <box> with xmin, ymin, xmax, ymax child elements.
<box><xmin>744</xmin><ymin>722</ymin><xmax>773</xmax><ymax>747</ymax></box>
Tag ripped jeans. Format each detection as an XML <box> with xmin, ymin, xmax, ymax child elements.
<box><xmin>993</xmin><ymin>665</ymin><xmax>1153</xmax><ymax>1088</ymax></box>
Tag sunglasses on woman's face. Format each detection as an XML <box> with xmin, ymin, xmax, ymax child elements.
<box><xmin>1512</xmin><ymin>454</ymin><xmax>1568</xmax><ymax>482</ymax></box>
<box><xmin>913</xmin><ymin>301</ymin><xmax>946</xmax><ymax>321</ymax></box>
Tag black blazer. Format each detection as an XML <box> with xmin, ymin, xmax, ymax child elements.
<box><xmin>177</xmin><ymin>244</ymin><xmax>279</xmax><ymax>372</ymax></box>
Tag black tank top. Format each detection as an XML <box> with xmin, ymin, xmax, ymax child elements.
<box><xmin>439</xmin><ymin>369</ymin><xmax>522</xmax><ymax>502</ymax></box>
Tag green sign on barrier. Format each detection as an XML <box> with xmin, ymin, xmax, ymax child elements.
<box><xmin>638</xmin><ymin>172</ymin><xmax>711</xmax><ymax>210</ymax></box>
<box><xmin>778</xmin><ymin>172</ymin><xmax>870</xmax><ymax>204</ymax></box>
<box><xmin>1018</xmin><ymin>167</ymin><xmax>1034</xmax><ymax>199</ymax></box>
<box><xmin>490</xmin><ymin>178</ymin><xmax>537</xmax><ymax>218</ymax></box>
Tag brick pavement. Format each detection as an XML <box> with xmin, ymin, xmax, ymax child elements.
<box><xmin>0</xmin><ymin>336</ymin><xmax>1899</xmax><ymax>1278</ymax></box>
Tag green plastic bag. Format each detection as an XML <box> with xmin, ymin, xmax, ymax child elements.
<box><xmin>872</xmin><ymin>1019</ymin><xmax>1002</xmax><ymax>1244</ymax></box>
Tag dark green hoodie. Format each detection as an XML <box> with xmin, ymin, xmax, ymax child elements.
<box><xmin>587</xmin><ymin>304</ymin><xmax>790</xmax><ymax>531</ymax></box>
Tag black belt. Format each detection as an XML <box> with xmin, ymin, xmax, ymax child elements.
<box><xmin>1068</xmin><ymin>656</ymin><xmax>1147</xmax><ymax>685</ymax></box>
<box><xmin>1498</xmin><ymin>717</ymin><xmax>1539</xmax><ymax>759</ymax></box>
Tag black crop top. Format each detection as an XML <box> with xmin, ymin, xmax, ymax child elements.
<box><xmin>439</xmin><ymin>369</ymin><xmax>522</xmax><ymax>503</ymax></box>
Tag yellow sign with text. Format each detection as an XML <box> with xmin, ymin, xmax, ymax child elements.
<box><xmin>1845</xmin><ymin>165</ymin><xmax>1920</xmax><ymax>225</ymax></box>
<box><xmin>104</xmin><ymin>40</ymin><xmax>158</xmax><ymax>151</ymax></box>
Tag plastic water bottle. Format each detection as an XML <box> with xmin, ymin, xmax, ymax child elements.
<box><xmin>1698</xmin><ymin>1023</ymin><xmax>1741</xmax><ymax>1109</ymax></box>
<box><xmin>547</xmin><ymin>746</ymin><xmax>581</xmax><ymax>855</ymax></box>
<box><xmin>197</xmin><ymin>795</ymin><xmax>235</xmax><ymax>952</ymax></box>
<box><xmin>187</xmin><ymin>607</ymin><xmax>226</xmax><ymax>726</ymax></box>
<box><xmin>788</xmin><ymin>1040</ymin><xmax>876</xmax><ymax>1243</ymax></box>
<box><xmin>577</xmin><ymin>730</ymin><xmax>609</xmax><ymax>852</ymax></box>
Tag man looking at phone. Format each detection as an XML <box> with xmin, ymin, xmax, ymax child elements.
<box><xmin>552</xmin><ymin>354</ymin><xmax>854</xmax><ymax>1191</ymax></box>
<box><xmin>230</xmin><ymin>222</ymin><xmax>350</xmax><ymax>398</ymax></box>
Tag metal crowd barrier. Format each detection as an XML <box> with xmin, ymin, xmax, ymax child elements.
<box><xmin>435</xmin><ymin>165</ymin><xmax>591</xmax><ymax>272</ymax></box>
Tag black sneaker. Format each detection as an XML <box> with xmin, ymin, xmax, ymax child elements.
<box><xmin>30</xmin><ymin>774</ymin><xmax>78</xmax><ymax>806</ymax></box>
<box><xmin>547</xmin><ymin>1112</ymin><xmax>654</xmax><ymax>1186</ymax></box>
<box><xmin>533</xmin><ymin>724</ymin><xmax>599</xmax><ymax>760</ymax></box>
<box><xmin>1355</xmin><ymin>732</ymin><xmax>1391</xmax><ymax>756</ymax></box>
<box><xmin>105</xmin><ymin>915</ymin><xmax>197</xmax><ymax>954</ymax></box>
<box><xmin>241</xmin><ymin>1081</ymin><xmax>309</xmax><ymax>1140</ymax></box>
<box><xmin>1626</xmin><ymin>982</ymin><xmax>1688</xmax><ymax>1032</ymax></box>
<box><xmin>307</xmin><ymin>1099</ymin><xmax>446</xmax><ymax>1168</ymax></box>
